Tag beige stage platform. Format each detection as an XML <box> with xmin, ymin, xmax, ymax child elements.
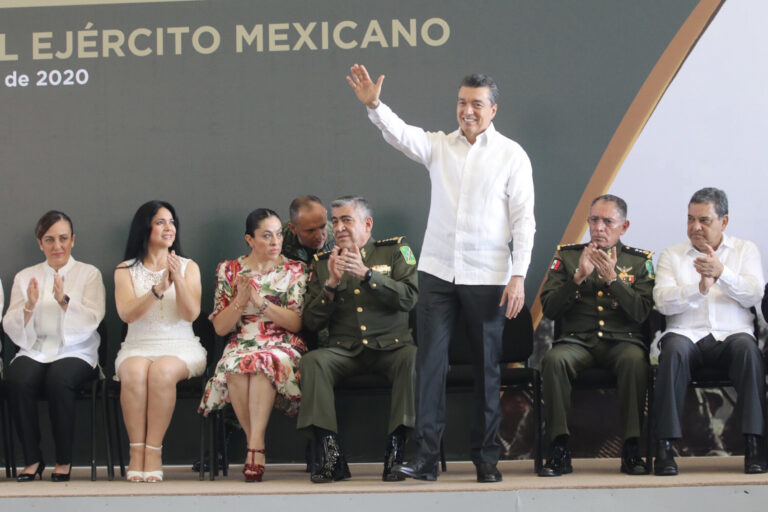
<box><xmin>1</xmin><ymin>457</ymin><xmax>767</xmax><ymax>496</ymax></box>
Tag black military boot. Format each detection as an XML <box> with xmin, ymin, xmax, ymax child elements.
<box><xmin>538</xmin><ymin>435</ymin><xmax>572</xmax><ymax>477</ymax></box>
<box><xmin>382</xmin><ymin>427</ymin><xmax>406</xmax><ymax>482</ymax></box>
<box><xmin>311</xmin><ymin>431</ymin><xmax>351</xmax><ymax>483</ymax></box>
<box><xmin>620</xmin><ymin>437</ymin><xmax>649</xmax><ymax>475</ymax></box>
<box><xmin>744</xmin><ymin>434</ymin><xmax>767</xmax><ymax>474</ymax></box>
<box><xmin>653</xmin><ymin>439</ymin><xmax>678</xmax><ymax>476</ymax></box>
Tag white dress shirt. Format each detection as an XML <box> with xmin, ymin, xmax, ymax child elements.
<box><xmin>3</xmin><ymin>257</ymin><xmax>106</xmax><ymax>367</ymax></box>
<box><xmin>653</xmin><ymin>234</ymin><xmax>764</xmax><ymax>342</ymax></box>
<box><xmin>367</xmin><ymin>102</ymin><xmax>536</xmax><ymax>285</ymax></box>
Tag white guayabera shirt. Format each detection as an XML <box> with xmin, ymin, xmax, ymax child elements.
<box><xmin>3</xmin><ymin>257</ymin><xmax>105</xmax><ymax>367</ymax></box>
<box><xmin>367</xmin><ymin>101</ymin><xmax>535</xmax><ymax>285</ymax></box>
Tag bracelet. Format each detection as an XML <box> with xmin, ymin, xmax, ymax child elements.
<box><xmin>254</xmin><ymin>300</ymin><xmax>269</xmax><ymax>315</ymax></box>
<box><xmin>323</xmin><ymin>283</ymin><xmax>338</xmax><ymax>294</ymax></box>
<box><xmin>231</xmin><ymin>302</ymin><xmax>243</xmax><ymax>312</ymax></box>
<box><xmin>23</xmin><ymin>305</ymin><xmax>34</xmax><ymax>313</ymax></box>
<box><xmin>151</xmin><ymin>285</ymin><xmax>164</xmax><ymax>300</ymax></box>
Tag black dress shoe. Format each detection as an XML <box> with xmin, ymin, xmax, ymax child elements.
<box><xmin>653</xmin><ymin>439</ymin><xmax>678</xmax><ymax>476</ymax></box>
<box><xmin>311</xmin><ymin>433</ymin><xmax>351</xmax><ymax>483</ymax></box>
<box><xmin>744</xmin><ymin>434</ymin><xmax>767</xmax><ymax>474</ymax></box>
<box><xmin>17</xmin><ymin>461</ymin><xmax>45</xmax><ymax>482</ymax></box>
<box><xmin>51</xmin><ymin>466</ymin><xmax>72</xmax><ymax>482</ymax></box>
<box><xmin>538</xmin><ymin>444</ymin><xmax>572</xmax><ymax>477</ymax></box>
<box><xmin>382</xmin><ymin>430</ymin><xmax>406</xmax><ymax>482</ymax></box>
<box><xmin>620</xmin><ymin>438</ymin><xmax>649</xmax><ymax>475</ymax></box>
<box><xmin>392</xmin><ymin>457</ymin><xmax>439</xmax><ymax>481</ymax></box>
<box><xmin>475</xmin><ymin>462</ymin><xmax>502</xmax><ymax>483</ymax></box>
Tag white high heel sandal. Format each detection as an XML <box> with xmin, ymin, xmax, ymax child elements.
<box><xmin>127</xmin><ymin>442</ymin><xmax>146</xmax><ymax>482</ymax></box>
<box><xmin>144</xmin><ymin>444</ymin><xmax>164</xmax><ymax>482</ymax></box>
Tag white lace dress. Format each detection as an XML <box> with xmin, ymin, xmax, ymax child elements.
<box><xmin>114</xmin><ymin>257</ymin><xmax>207</xmax><ymax>379</ymax></box>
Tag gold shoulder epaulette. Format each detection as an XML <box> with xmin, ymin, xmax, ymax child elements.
<box><xmin>622</xmin><ymin>246</ymin><xmax>654</xmax><ymax>259</ymax></box>
<box><xmin>313</xmin><ymin>251</ymin><xmax>331</xmax><ymax>261</ymax></box>
<box><xmin>376</xmin><ymin>236</ymin><xmax>405</xmax><ymax>246</ymax></box>
<box><xmin>556</xmin><ymin>243</ymin><xmax>586</xmax><ymax>251</ymax></box>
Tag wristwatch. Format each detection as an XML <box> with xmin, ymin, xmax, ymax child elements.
<box><xmin>59</xmin><ymin>294</ymin><xmax>70</xmax><ymax>307</ymax></box>
<box><xmin>362</xmin><ymin>269</ymin><xmax>373</xmax><ymax>283</ymax></box>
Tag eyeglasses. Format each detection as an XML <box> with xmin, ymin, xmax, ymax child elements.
<box><xmin>587</xmin><ymin>216</ymin><xmax>620</xmax><ymax>228</ymax></box>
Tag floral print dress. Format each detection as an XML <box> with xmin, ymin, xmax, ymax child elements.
<box><xmin>199</xmin><ymin>255</ymin><xmax>308</xmax><ymax>416</ymax></box>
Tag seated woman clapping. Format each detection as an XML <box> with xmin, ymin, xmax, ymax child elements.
<box><xmin>3</xmin><ymin>211</ymin><xmax>106</xmax><ymax>482</ymax></box>
<box><xmin>199</xmin><ymin>208</ymin><xmax>307</xmax><ymax>482</ymax></box>
<box><xmin>114</xmin><ymin>200</ymin><xmax>206</xmax><ymax>482</ymax></box>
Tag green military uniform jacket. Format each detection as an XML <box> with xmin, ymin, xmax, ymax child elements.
<box><xmin>303</xmin><ymin>236</ymin><xmax>418</xmax><ymax>352</ymax></box>
<box><xmin>540</xmin><ymin>240</ymin><xmax>655</xmax><ymax>349</ymax></box>
<box><xmin>281</xmin><ymin>221</ymin><xmax>335</xmax><ymax>265</ymax></box>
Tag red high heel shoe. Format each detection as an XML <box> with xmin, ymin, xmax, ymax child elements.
<box><xmin>243</xmin><ymin>448</ymin><xmax>265</xmax><ymax>482</ymax></box>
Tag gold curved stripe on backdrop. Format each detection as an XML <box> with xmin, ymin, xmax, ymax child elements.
<box><xmin>0</xmin><ymin>0</ymin><xmax>199</xmax><ymax>8</ymax></box>
<box><xmin>530</xmin><ymin>0</ymin><xmax>724</xmax><ymax>328</ymax></box>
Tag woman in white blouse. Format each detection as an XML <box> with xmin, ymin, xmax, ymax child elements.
<box><xmin>114</xmin><ymin>200</ymin><xmax>205</xmax><ymax>483</ymax></box>
<box><xmin>3</xmin><ymin>211</ymin><xmax>106</xmax><ymax>482</ymax></box>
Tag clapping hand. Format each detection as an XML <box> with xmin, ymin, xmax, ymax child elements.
<box><xmin>327</xmin><ymin>246</ymin><xmax>344</xmax><ymax>287</ymax></box>
<box><xmin>694</xmin><ymin>243</ymin><xmax>722</xmax><ymax>293</ymax></box>
<box><xmin>233</xmin><ymin>274</ymin><xmax>252</xmax><ymax>309</ymax></box>
<box><xmin>573</xmin><ymin>243</ymin><xmax>597</xmax><ymax>284</ymax></box>
<box><xmin>25</xmin><ymin>277</ymin><xmax>39</xmax><ymax>311</ymax></box>
<box><xmin>589</xmin><ymin>245</ymin><xmax>618</xmax><ymax>283</ymax></box>
<box><xmin>167</xmin><ymin>250</ymin><xmax>182</xmax><ymax>283</ymax></box>
<box><xmin>53</xmin><ymin>272</ymin><xmax>66</xmax><ymax>304</ymax></box>
<box><xmin>339</xmin><ymin>245</ymin><xmax>368</xmax><ymax>280</ymax></box>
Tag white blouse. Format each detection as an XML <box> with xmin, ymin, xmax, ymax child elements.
<box><xmin>3</xmin><ymin>257</ymin><xmax>106</xmax><ymax>367</ymax></box>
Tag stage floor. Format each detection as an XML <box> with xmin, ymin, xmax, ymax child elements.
<box><xmin>1</xmin><ymin>456</ymin><xmax>767</xmax><ymax>496</ymax></box>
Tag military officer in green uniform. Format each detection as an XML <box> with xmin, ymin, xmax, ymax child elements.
<box><xmin>298</xmin><ymin>195</ymin><xmax>418</xmax><ymax>483</ymax></box>
<box><xmin>539</xmin><ymin>194</ymin><xmax>654</xmax><ymax>477</ymax></box>
<box><xmin>281</xmin><ymin>195</ymin><xmax>335</xmax><ymax>264</ymax></box>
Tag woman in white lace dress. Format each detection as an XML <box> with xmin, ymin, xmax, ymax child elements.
<box><xmin>114</xmin><ymin>200</ymin><xmax>206</xmax><ymax>482</ymax></box>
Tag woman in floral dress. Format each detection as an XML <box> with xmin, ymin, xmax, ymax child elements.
<box><xmin>199</xmin><ymin>208</ymin><xmax>307</xmax><ymax>482</ymax></box>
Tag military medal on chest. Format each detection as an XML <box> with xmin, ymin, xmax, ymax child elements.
<box><xmin>616</xmin><ymin>265</ymin><xmax>635</xmax><ymax>284</ymax></box>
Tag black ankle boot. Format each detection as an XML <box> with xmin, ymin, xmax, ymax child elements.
<box><xmin>382</xmin><ymin>428</ymin><xmax>406</xmax><ymax>482</ymax></box>
<box><xmin>311</xmin><ymin>432</ymin><xmax>351</xmax><ymax>483</ymax></box>
<box><xmin>745</xmin><ymin>434</ymin><xmax>767</xmax><ymax>474</ymax></box>
<box><xmin>653</xmin><ymin>439</ymin><xmax>678</xmax><ymax>476</ymax></box>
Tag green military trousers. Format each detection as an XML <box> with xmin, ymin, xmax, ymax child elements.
<box><xmin>297</xmin><ymin>345</ymin><xmax>417</xmax><ymax>435</ymax></box>
<box><xmin>541</xmin><ymin>339</ymin><xmax>648</xmax><ymax>441</ymax></box>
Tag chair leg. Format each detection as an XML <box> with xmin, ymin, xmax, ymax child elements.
<box><xmin>6</xmin><ymin>399</ymin><xmax>16</xmax><ymax>477</ymax></box>
<box><xmin>221</xmin><ymin>413</ymin><xmax>229</xmax><ymax>477</ymax></box>
<box><xmin>200</xmin><ymin>409</ymin><xmax>207</xmax><ymax>481</ymax></box>
<box><xmin>646</xmin><ymin>366</ymin><xmax>656</xmax><ymax>472</ymax></box>
<box><xmin>533</xmin><ymin>371</ymin><xmax>543</xmax><ymax>473</ymax></box>
<box><xmin>111</xmin><ymin>396</ymin><xmax>126</xmax><ymax>477</ymax></box>
<box><xmin>101</xmin><ymin>380</ymin><xmax>114</xmax><ymax>481</ymax></box>
<box><xmin>439</xmin><ymin>435</ymin><xmax>447</xmax><ymax>472</ymax></box>
<box><xmin>1</xmin><ymin>399</ymin><xmax>11</xmax><ymax>478</ymax></box>
<box><xmin>91</xmin><ymin>382</ymin><xmax>98</xmax><ymax>481</ymax></box>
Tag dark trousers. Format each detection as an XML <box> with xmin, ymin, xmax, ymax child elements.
<box><xmin>297</xmin><ymin>345</ymin><xmax>417</xmax><ymax>436</ymax></box>
<box><xmin>414</xmin><ymin>272</ymin><xmax>506</xmax><ymax>465</ymax></box>
<box><xmin>6</xmin><ymin>356</ymin><xmax>97</xmax><ymax>465</ymax></box>
<box><xmin>654</xmin><ymin>332</ymin><xmax>765</xmax><ymax>439</ymax></box>
<box><xmin>541</xmin><ymin>340</ymin><xmax>648</xmax><ymax>441</ymax></box>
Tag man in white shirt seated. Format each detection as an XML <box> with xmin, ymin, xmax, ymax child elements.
<box><xmin>653</xmin><ymin>187</ymin><xmax>766</xmax><ymax>475</ymax></box>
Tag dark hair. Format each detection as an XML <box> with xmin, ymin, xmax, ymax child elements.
<box><xmin>245</xmin><ymin>208</ymin><xmax>281</xmax><ymax>236</ymax></box>
<box><xmin>35</xmin><ymin>210</ymin><xmax>74</xmax><ymax>240</ymax></box>
<box><xmin>690</xmin><ymin>187</ymin><xmax>728</xmax><ymax>218</ymax></box>
<box><xmin>288</xmin><ymin>195</ymin><xmax>324</xmax><ymax>222</ymax></box>
<box><xmin>460</xmin><ymin>74</ymin><xmax>499</xmax><ymax>105</ymax></box>
<box><xmin>591</xmin><ymin>194</ymin><xmax>628</xmax><ymax>220</ymax></box>
<box><xmin>331</xmin><ymin>195</ymin><xmax>372</xmax><ymax>219</ymax></box>
<box><xmin>122</xmin><ymin>200</ymin><xmax>183</xmax><ymax>266</ymax></box>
